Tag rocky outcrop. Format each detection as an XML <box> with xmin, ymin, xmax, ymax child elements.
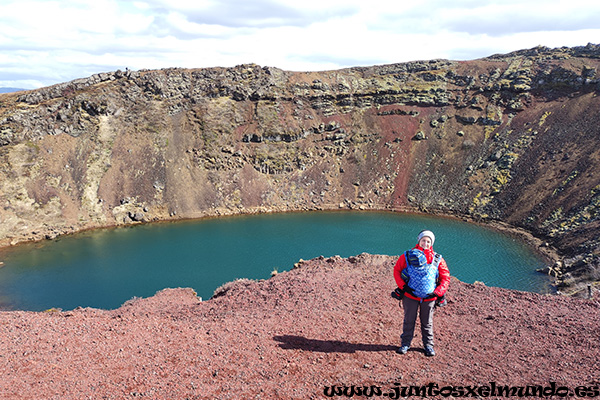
<box><xmin>1</xmin><ymin>44</ymin><xmax>600</xmax><ymax>294</ymax></box>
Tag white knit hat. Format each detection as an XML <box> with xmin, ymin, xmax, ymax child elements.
<box><xmin>417</xmin><ymin>230</ymin><xmax>435</xmax><ymax>245</ymax></box>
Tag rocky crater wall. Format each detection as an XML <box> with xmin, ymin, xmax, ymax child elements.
<box><xmin>1</xmin><ymin>44</ymin><xmax>599</xmax><ymax>294</ymax></box>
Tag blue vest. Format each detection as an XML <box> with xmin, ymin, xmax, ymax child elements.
<box><xmin>403</xmin><ymin>249</ymin><xmax>441</xmax><ymax>298</ymax></box>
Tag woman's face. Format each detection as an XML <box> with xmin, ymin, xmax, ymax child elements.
<box><xmin>418</xmin><ymin>236</ymin><xmax>432</xmax><ymax>249</ymax></box>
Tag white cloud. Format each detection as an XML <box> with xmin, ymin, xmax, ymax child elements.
<box><xmin>0</xmin><ymin>0</ymin><xmax>598</xmax><ymax>89</ymax></box>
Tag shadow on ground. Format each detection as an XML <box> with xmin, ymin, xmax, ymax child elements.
<box><xmin>273</xmin><ymin>335</ymin><xmax>397</xmax><ymax>353</ymax></box>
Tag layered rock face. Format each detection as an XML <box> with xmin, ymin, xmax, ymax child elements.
<box><xmin>1</xmin><ymin>44</ymin><xmax>599</xmax><ymax>292</ymax></box>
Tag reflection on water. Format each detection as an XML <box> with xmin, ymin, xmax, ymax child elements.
<box><xmin>0</xmin><ymin>211</ymin><xmax>550</xmax><ymax>311</ymax></box>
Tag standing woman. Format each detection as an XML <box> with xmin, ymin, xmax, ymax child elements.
<box><xmin>393</xmin><ymin>230</ymin><xmax>450</xmax><ymax>357</ymax></box>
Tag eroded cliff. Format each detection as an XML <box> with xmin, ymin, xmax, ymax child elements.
<box><xmin>1</xmin><ymin>44</ymin><xmax>599</xmax><ymax>293</ymax></box>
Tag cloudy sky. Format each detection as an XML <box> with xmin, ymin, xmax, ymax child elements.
<box><xmin>1</xmin><ymin>0</ymin><xmax>599</xmax><ymax>89</ymax></box>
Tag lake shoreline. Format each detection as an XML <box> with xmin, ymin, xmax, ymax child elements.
<box><xmin>0</xmin><ymin>207</ymin><xmax>561</xmax><ymax>312</ymax></box>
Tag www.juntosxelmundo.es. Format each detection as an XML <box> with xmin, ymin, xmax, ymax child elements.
<box><xmin>323</xmin><ymin>382</ymin><xmax>600</xmax><ymax>398</ymax></box>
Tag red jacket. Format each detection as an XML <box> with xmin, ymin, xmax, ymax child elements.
<box><xmin>393</xmin><ymin>245</ymin><xmax>450</xmax><ymax>302</ymax></box>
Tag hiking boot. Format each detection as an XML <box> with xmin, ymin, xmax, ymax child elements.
<box><xmin>424</xmin><ymin>345</ymin><xmax>435</xmax><ymax>357</ymax></box>
<box><xmin>396</xmin><ymin>345</ymin><xmax>410</xmax><ymax>355</ymax></box>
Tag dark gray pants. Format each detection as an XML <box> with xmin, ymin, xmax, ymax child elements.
<box><xmin>401</xmin><ymin>297</ymin><xmax>435</xmax><ymax>348</ymax></box>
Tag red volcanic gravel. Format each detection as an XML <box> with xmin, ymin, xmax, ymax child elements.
<box><xmin>0</xmin><ymin>253</ymin><xmax>598</xmax><ymax>399</ymax></box>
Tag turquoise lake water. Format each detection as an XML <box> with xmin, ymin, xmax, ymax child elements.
<box><xmin>0</xmin><ymin>211</ymin><xmax>551</xmax><ymax>311</ymax></box>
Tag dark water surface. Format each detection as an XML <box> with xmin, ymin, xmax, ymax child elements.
<box><xmin>0</xmin><ymin>211</ymin><xmax>550</xmax><ymax>311</ymax></box>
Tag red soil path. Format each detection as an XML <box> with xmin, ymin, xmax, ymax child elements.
<box><xmin>0</xmin><ymin>254</ymin><xmax>598</xmax><ymax>399</ymax></box>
